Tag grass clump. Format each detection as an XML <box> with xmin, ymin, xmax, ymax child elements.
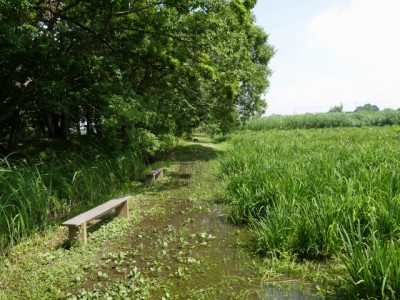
<box><xmin>340</xmin><ymin>221</ymin><xmax>400</xmax><ymax>299</ymax></box>
<box><xmin>0</xmin><ymin>150</ymin><xmax>143</xmax><ymax>251</ymax></box>
<box><xmin>220</xmin><ymin>126</ymin><xmax>400</xmax><ymax>297</ymax></box>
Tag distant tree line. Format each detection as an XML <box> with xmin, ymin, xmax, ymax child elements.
<box><xmin>355</xmin><ymin>104</ymin><xmax>379</xmax><ymax>112</ymax></box>
<box><xmin>329</xmin><ymin>103</ymin><xmax>399</xmax><ymax>113</ymax></box>
<box><xmin>0</xmin><ymin>0</ymin><xmax>273</xmax><ymax>150</ymax></box>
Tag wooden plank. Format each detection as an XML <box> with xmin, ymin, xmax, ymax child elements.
<box><xmin>62</xmin><ymin>196</ymin><xmax>130</xmax><ymax>227</ymax></box>
<box><xmin>147</xmin><ymin>169</ymin><xmax>161</xmax><ymax>176</ymax></box>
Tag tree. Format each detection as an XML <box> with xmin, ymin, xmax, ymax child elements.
<box><xmin>355</xmin><ymin>104</ymin><xmax>379</xmax><ymax>112</ymax></box>
<box><xmin>329</xmin><ymin>104</ymin><xmax>343</xmax><ymax>113</ymax></box>
<box><xmin>0</xmin><ymin>0</ymin><xmax>273</xmax><ymax>150</ymax></box>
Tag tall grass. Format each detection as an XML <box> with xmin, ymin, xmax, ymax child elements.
<box><xmin>243</xmin><ymin>110</ymin><xmax>400</xmax><ymax>131</ymax></box>
<box><xmin>340</xmin><ymin>221</ymin><xmax>400</xmax><ymax>299</ymax></box>
<box><xmin>220</xmin><ymin>127</ymin><xmax>400</xmax><ymax>258</ymax></box>
<box><xmin>0</xmin><ymin>151</ymin><xmax>142</xmax><ymax>250</ymax></box>
<box><xmin>220</xmin><ymin>126</ymin><xmax>400</xmax><ymax>297</ymax></box>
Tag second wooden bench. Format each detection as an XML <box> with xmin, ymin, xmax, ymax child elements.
<box><xmin>146</xmin><ymin>168</ymin><xmax>163</xmax><ymax>184</ymax></box>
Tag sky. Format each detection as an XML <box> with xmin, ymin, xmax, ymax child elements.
<box><xmin>253</xmin><ymin>0</ymin><xmax>400</xmax><ymax>115</ymax></box>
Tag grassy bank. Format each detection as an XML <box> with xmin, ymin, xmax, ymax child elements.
<box><xmin>243</xmin><ymin>110</ymin><xmax>400</xmax><ymax>131</ymax></box>
<box><xmin>220</xmin><ymin>126</ymin><xmax>400</xmax><ymax>298</ymax></box>
<box><xmin>0</xmin><ymin>149</ymin><xmax>144</xmax><ymax>251</ymax></box>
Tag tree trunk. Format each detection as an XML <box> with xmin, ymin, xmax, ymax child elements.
<box><xmin>53</xmin><ymin>113</ymin><xmax>62</xmax><ymax>138</ymax></box>
<box><xmin>45</xmin><ymin>110</ymin><xmax>56</xmax><ymax>138</ymax></box>
<box><xmin>60</xmin><ymin>112</ymin><xmax>69</xmax><ymax>139</ymax></box>
<box><xmin>9</xmin><ymin>109</ymin><xmax>21</xmax><ymax>147</ymax></box>
<box><xmin>94</xmin><ymin>113</ymin><xmax>101</xmax><ymax>135</ymax></box>
<box><xmin>49</xmin><ymin>113</ymin><xmax>69</xmax><ymax>139</ymax></box>
<box><xmin>76</xmin><ymin>118</ymin><xmax>81</xmax><ymax>135</ymax></box>
<box><xmin>86</xmin><ymin>110</ymin><xmax>94</xmax><ymax>135</ymax></box>
<box><xmin>37</xmin><ymin>112</ymin><xmax>47</xmax><ymax>137</ymax></box>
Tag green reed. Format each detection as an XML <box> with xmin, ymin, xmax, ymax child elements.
<box><xmin>243</xmin><ymin>110</ymin><xmax>400</xmax><ymax>131</ymax></box>
<box><xmin>340</xmin><ymin>220</ymin><xmax>400</xmax><ymax>299</ymax></box>
<box><xmin>220</xmin><ymin>127</ymin><xmax>400</xmax><ymax>259</ymax></box>
<box><xmin>0</xmin><ymin>152</ymin><xmax>142</xmax><ymax>250</ymax></box>
<box><xmin>220</xmin><ymin>126</ymin><xmax>400</xmax><ymax>296</ymax></box>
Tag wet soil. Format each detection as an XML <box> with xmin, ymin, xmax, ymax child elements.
<box><xmin>70</xmin><ymin>142</ymin><xmax>265</xmax><ymax>299</ymax></box>
<box><xmin>0</xmin><ymin>141</ymin><xmax>343</xmax><ymax>299</ymax></box>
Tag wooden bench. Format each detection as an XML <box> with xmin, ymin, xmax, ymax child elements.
<box><xmin>61</xmin><ymin>196</ymin><xmax>130</xmax><ymax>244</ymax></box>
<box><xmin>146</xmin><ymin>168</ymin><xmax>163</xmax><ymax>184</ymax></box>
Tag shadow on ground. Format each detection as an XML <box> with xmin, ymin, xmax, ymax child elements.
<box><xmin>173</xmin><ymin>143</ymin><xmax>223</xmax><ymax>162</ymax></box>
<box><xmin>143</xmin><ymin>142</ymin><xmax>224</xmax><ymax>194</ymax></box>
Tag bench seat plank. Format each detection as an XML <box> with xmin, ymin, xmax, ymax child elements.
<box><xmin>147</xmin><ymin>169</ymin><xmax>162</xmax><ymax>176</ymax></box>
<box><xmin>62</xmin><ymin>196</ymin><xmax>130</xmax><ymax>227</ymax></box>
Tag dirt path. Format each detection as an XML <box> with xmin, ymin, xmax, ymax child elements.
<box><xmin>0</xmin><ymin>142</ymin><xmax>265</xmax><ymax>299</ymax></box>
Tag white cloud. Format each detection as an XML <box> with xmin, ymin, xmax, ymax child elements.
<box><xmin>262</xmin><ymin>0</ymin><xmax>400</xmax><ymax>116</ymax></box>
<box><xmin>304</xmin><ymin>0</ymin><xmax>400</xmax><ymax>64</ymax></box>
<box><xmin>267</xmin><ymin>70</ymin><xmax>400</xmax><ymax>115</ymax></box>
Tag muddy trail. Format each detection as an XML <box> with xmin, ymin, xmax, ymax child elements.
<box><xmin>0</xmin><ymin>142</ymin><xmax>266</xmax><ymax>299</ymax></box>
<box><xmin>72</xmin><ymin>142</ymin><xmax>264</xmax><ymax>299</ymax></box>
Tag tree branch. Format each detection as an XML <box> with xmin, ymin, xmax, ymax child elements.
<box><xmin>59</xmin><ymin>15</ymin><xmax>116</xmax><ymax>53</ymax></box>
<box><xmin>113</xmin><ymin>1</ymin><xmax>162</xmax><ymax>17</ymax></box>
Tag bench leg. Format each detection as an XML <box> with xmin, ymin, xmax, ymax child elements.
<box><xmin>68</xmin><ymin>223</ymin><xmax>87</xmax><ymax>244</ymax></box>
<box><xmin>146</xmin><ymin>174</ymin><xmax>156</xmax><ymax>184</ymax></box>
<box><xmin>156</xmin><ymin>169</ymin><xmax>163</xmax><ymax>180</ymax></box>
<box><xmin>116</xmin><ymin>201</ymin><xmax>129</xmax><ymax>218</ymax></box>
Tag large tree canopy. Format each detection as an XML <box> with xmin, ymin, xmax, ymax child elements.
<box><xmin>0</xmin><ymin>0</ymin><xmax>273</xmax><ymax>149</ymax></box>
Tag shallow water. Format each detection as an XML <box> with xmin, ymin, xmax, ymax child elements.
<box><xmin>262</xmin><ymin>285</ymin><xmax>324</xmax><ymax>300</ymax></box>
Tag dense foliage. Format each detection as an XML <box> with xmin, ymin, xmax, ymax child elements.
<box><xmin>243</xmin><ymin>110</ymin><xmax>400</xmax><ymax>131</ymax></box>
<box><xmin>355</xmin><ymin>103</ymin><xmax>379</xmax><ymax>112</ymax></box>
<box><xmin>0</xmin><ymin>0</ymin><xmax>273</xmax><ymax>150</ymax></box>
<box><xmin>220</xmin><ymin>127</ymin><xmax>400</xmax><ymax>298</ymax></box>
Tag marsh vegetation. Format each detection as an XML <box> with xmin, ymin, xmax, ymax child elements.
<box><xmin>221</xmin><ymin>119</ymin><xmax>400</xmax><ymax>298</ymax></box>
<box><xmin>2</xmin><ymin>111</ymin><xmax>400</xmax><ymax>299</ymax></box>
<box><xmin>243</xmin><ymin>110</ymin><xmax>400</xmax><ymax>131</ymax></box>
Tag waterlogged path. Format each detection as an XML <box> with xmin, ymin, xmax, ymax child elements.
<box><xmin>0</xmin><ymin>140</ymin><xmax>332</xmax><ymax>299</ymax></box>
<box><xmin>0</xmin><ymin>141</ymin><xmax>265</xmax><ymax>299</ymax></box>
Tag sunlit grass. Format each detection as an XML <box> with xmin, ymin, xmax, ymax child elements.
<box><xmin>0</xmin><ymin>152</ymin><xmax>143</xmax><ymax>250</ymax></box>
<box><xmin>340</xmin><ymin>220</ymin><xmax>400</xmax><ymax>299</ymax></box>
<box><xmin>220</xmin><ymin>126</ymin><xmax>400</xmax><ymax>297</ymax></box>
<box><xmin>243</xmin><ymin>110</ymin><xmax>400</xmax><ymax>131</ymax></box>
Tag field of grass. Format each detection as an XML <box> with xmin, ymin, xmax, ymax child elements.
<box><xmin>220</xmin><ymin>126</ymin><xmax>400</xmax><ymax>298</ymax></box>
<box><xmin>243</xmin><ymin>110</ymin><xmax>400</xmax><ymax>131</ymax></box>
